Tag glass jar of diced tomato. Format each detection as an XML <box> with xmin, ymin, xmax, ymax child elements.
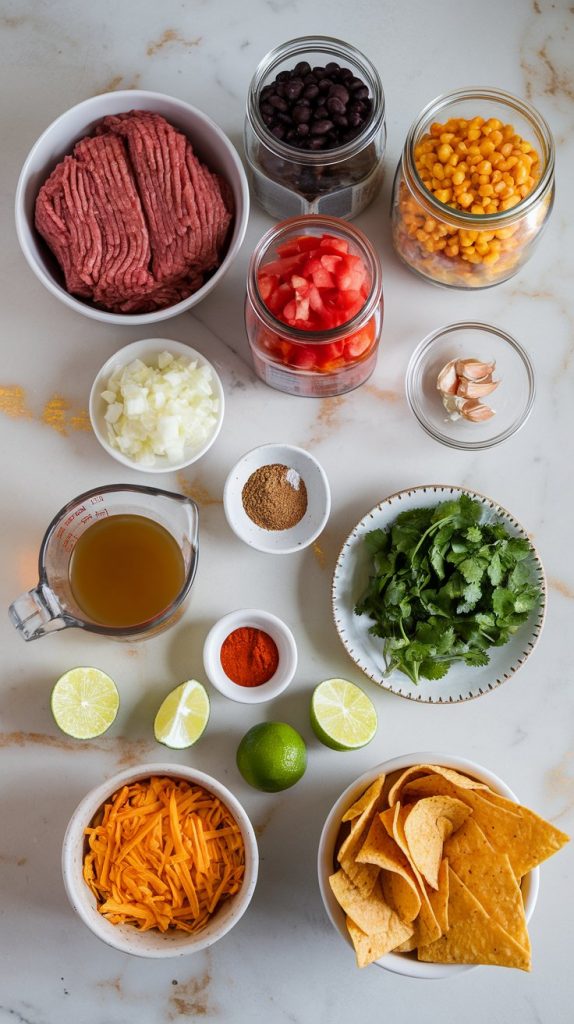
<box><xmin>245</xmin><ymin>215</ymin><xmax>383</xmax><ymax>397</ymax></box>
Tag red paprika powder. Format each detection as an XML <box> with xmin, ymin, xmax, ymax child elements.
<box><xmin>220</xmin><ymin>626</ymin><xmax>279</xmax><ymax>687</ymax></box>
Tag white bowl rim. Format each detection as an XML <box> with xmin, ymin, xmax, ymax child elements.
<box><xmin>203</xmin><ymin>607</ymin><xmax>298</xmax><ymax>704</ymax></box>
<box><xmin>62</xmin><ymin>762</ymin><xmax>259</xmax><ymax>958</ymax></box>
<box><xmin>88</xmin><ymin>337</ymin><xmax>225</xmax><ymax>472</ymax></box>
<box><xmin>317</xmin><ymin>751</ymin><xmax>540</xmax><ymax>980</ymax></box>
<box><xmin>15</xmin><ymin>89</ymin><xmax>249</xmax><ymax>326</ymax></box>
<box><xmin>223</xmin><ymin>442</ymin><xmax>331</xmax><ymax>554</ymax></box>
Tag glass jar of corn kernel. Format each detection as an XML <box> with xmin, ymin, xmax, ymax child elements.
<box><xmin>391</xmin><ymin>87</ymin><xmax>555</xmax><ymax>289</ymax></box>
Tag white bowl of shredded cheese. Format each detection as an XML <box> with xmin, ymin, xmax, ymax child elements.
<box><xmin>89</xmin><ymin>338</ymin><xmax>225</xmax><ymax>472</ymax></box>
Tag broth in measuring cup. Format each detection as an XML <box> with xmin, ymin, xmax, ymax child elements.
<box><xmin>69</xmin><ymin>514</ymin><xmax>186</xmax><ymax>628</ymax></box>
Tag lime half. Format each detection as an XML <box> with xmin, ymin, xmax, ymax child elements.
<box><xmin>154</xmin><ymin>680</ymin><xmax>210</xmax><ymax>749</ymax></box>
<box><xmin>236</xmin><ymin>722</ymin><xmax>307</xmax><ymax>792</ymax></box>
<box><xmin>51</xmin><ymin>667</ymin><xmax>119</xmax><ymax>740</ymax></box>
<box><xmin>310</xmin><ymin>678</ymin><xmax>377</xmax><ymax>751</ymax></box>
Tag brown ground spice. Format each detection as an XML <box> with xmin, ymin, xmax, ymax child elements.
<box><xmin>242</xmin><ymin>463</ymin><xmax>308</xmax><ymax>531</ymax></box>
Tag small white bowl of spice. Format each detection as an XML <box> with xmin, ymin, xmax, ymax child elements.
<box><xmin>203</xmin><ymin>608</ymin><xmax>298</xmax><ymax>704</ymax></box>
<box><xmin>223</xmin><ymin>443</ymin><xmax>330</xmax><ymax>554</ymax></box>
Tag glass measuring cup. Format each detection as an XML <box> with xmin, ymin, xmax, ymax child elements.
<box><xmin>9</xmin><ymin>484</ymin><xmax>199</xmax><ymax>642</ymax></box>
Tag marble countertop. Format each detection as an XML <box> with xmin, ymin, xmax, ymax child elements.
<box><xmin>1</xmin><ymin>0</ymin><xmax>573</xmax><ymax>1021</ymax></box>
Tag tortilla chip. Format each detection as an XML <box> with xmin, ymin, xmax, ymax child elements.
<box><xmin>338</xmin><ymin>855</ymin><xmax>379</xmax><ymax>897</ymax></box>
<box><xmin>329</xmin><ymin>870</ymin><xmax>413</xmax><ymax>946</ymax></box>
<box><xmin>404</xmin><ymin>775</ymin><xmax>569</xmax><ymax>878</ymax></box>
<box><xmin>393</xmin><ymin>935</ymin><xmax>418</xmax><ymax>953</ymax></box>
<box><xmin>387</xmin><ymin>763</ymin><xmax>488</xmax><ymax>806</ymax></box>
<box><xmin>442</xmin><ymin>815</ymin><xmax>493</xmax><ymax>858</ymax></box>
<box><xmin>337</xmin><ymin>777</ymin><xmax>386</xmax><ymax>896</ymax></box>
<box><xmin>342</xmin><ymin>775</ymin><xmax>386</xmax><ymax>822</ymax></box>
<box><xmin>427</xmin><ymin>857</ymin><xmax>449</xmax><ymax>935</ymax></box>
<box><xmin>346</xmin><ymin>914</ymin><xmax>413</xmax><ymax>967</ymax></box>
<box><xmin>403</xmin><ymin>796</ymin><xmax>471</xmax><ymax>889</ymax></box>
<box><xmin>379</xmin><ymin>804</ymin><xmax>442</xmax><ymax>945</ymax></box>
<box><xmin>418</xmin><ymin>867</ymin><xmax>531</xmax><ymax>971</ymax></box>
<box><xmin>380</xmin><ymin>870</ymin><xmax>421</xmax><ymax>924</ymax></box>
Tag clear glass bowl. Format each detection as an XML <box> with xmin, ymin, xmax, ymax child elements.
<box><xmin>405</xmin><ymin>321</ymin><xmax>535</xmax><ymax>450</ymax></box>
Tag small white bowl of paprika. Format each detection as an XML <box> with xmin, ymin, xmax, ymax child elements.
<box><xmin>203</xmin><ymin>608</ymin><xmax>298</xmax><ymax>704</ymax></box>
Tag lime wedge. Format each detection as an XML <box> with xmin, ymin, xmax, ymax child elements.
<box><xmin>310</xmin><ymin>678</ymin><xmax>377</xmax><ymax>751</ymax></box>
<box><xmin>154</xmin><ymin>680</ymin><xmax>210</xmax><ymax>749</ymax></box>
<box><xmin>51</xmin><ymin>667</ymin><xmax>119</xmax><ymax>740</ymax></box>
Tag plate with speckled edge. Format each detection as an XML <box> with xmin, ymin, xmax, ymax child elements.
<box><xmin>331</xmin><ymin>484</ymin><xmax>546</xmax><ymax>703</ymax></box>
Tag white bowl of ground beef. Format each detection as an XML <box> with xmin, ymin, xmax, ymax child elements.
<box><xmin>15</xmin><ymin>90</ymin><xmax>249</xmax><ymax>325</ymax></box>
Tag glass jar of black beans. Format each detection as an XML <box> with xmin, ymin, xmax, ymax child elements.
<box><xmin>245</xmin><ymin>36</ymin><xmax>386</xmax><ymax>220</ymax></box>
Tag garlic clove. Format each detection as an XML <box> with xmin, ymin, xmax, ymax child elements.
<box><xmin>436</xmin><ymin>360</ymin><xmax>459</xmax><ymax>395</ymax></box>
<box><xmin>455</xmin><ymin>358</ymin><xmax>496</xmax><ymax>381</ymax></box>
<box><xmin>456</xmin><ymin>377</ymin><xmax>499</xmax><ymax>399</ymax></box>
<box><xmin>460</xmin><ymin>399</ymin><xmax>495</xmax><ymax>422</ymax></box>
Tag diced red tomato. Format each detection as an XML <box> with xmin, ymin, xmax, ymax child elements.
<box><xmin>256</xmin><ymin>232</ymin><xmax>378</xmax><ymax>372</ymax></box>
<box><xmin>289</xmin><ymin>345</ymin><xmax>317</xmax><ymax>369</ymax></box>
<box><xmin>344</xmin><ymin>320</ymin><xmax>377</xmax><ymax>359</ymax></box>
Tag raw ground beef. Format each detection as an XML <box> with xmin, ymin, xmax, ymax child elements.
<box><xmin>34</xmin><ymin>110</ymin><xmax>233</xmax><ymax>314</ymax></box>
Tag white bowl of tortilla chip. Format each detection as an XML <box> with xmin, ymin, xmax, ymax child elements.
<box><xmin>317</xmin><ymin>752</ymin><xmax>546</xmax><ymax>979</ymax></box>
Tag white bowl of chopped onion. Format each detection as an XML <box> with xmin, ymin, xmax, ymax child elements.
<box><xmin>89</xmin><ymin>338</ymin><xmax>225</xmax><ymax>472</ymax></box>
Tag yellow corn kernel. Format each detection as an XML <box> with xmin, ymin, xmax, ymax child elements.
<box><xmin>435</xmin><ymin>188</ymin><xmax>452</xmax><ymax>204</ymax></box>
<box><xmin>458</xmin><ymin>193</ymin><xmax>474</xmax><ymax>208</ymax></box>
<box><xmin>433</xmin><ymin>162</ymin><xmax>445</xmax><ymax>180</ymax></box>
<box><xmin>437</xmin><ymin>143</ymin><xmax>453</xmax><ymax>162</ymax></box>
<box><xmin>500</xmin><ymin>195</ymin><xmax>521</xmax><ymax>211</ymax></box>
<box><xmin>452</xmin><ymin>170</ymin><xmax>466</xmax><ymax>186</ymax></box>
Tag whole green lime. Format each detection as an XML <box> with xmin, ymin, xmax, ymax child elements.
<box><xmin>236</xmin><ymin>722</ymin><xmax>307</xmax><ymax>792</ymax></box>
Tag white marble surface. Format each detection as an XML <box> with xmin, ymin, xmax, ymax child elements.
<box><xmin>1</xmin><ymin>0</ymin><xmax>573</xmax><ymax>1021</ymax></box>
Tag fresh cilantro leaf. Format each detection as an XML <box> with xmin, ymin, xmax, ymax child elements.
<box><xmin>355</xmin><ymin>498</ymin><xmax>540</xmax><ymax>685</ymax></box>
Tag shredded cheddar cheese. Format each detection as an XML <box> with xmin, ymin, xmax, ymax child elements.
<box><xmin>83</xmin><ymin>776</ymin><xmax>245</xmax><ymax>933</ymax></box>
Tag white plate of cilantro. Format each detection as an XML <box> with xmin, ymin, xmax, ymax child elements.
<box><xmin>332</xmin><ymin>485</ymin><xmax>546</xmax><ymax>703</ymax></box>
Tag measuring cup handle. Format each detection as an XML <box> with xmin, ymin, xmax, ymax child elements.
<box><xmin>8</xmin><ymin>583</ymin><xmax>68</xmax><ymax>641</ymax></box>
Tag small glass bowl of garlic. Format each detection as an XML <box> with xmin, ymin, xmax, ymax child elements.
<box><xmin>89</xmin><ymin>338</ymin><xmax>224</xmax><ymax>471</ymax></box>
<box><xmin>405</xmin><ymin>322</ymin><xmax>535</xmax><ymax>450</ymax></box>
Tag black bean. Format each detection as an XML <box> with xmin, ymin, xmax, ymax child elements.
<box><xmin>269</xmin><ymin>95</ymin><xmax>288</xmax><ymax>112</ymax></box>
<box><xmin>339</xmin><ymin>67</ymin><xmax>353</xmax><ymax>82</ymax></box>
<box><xmin>276</xmin><ymin>70</ymin><xmax>290</xmax><ymax>83</ymax></box>
<box><xmin>277</xmin><ymin>112</ymin><xmax>292</xmax><ymax>124</ymax></box>
<box><xmin>354</xmin><ymin>86</ymin><xmax>369</xmax><ymax>100</ymax></box>
<box><xmin>348</xmin><ymin>111</ymin><xmax>363</xmax><ymax>128</ymax></box>
<box><xmin>294</xmin><ymin>61</ymin><xmax>311</xmax><ymax>76</ymax></box>
<box><xmin>328</xmin><ymin>84</ymin><xmax>349</xmax><ymax>105</ymax></box>
<box><xmin>304</xmin><ymin>73</ymin><xmax>316</xmax><ymax>85</ymax></box>
<box><xmin>261</xmin><ymin>113</ymin><xmax>275</xmax><ymax>127</ymax></box>
<box><xmin>260</xmin><ymin>102</ymin><xmax>274</xmax><ymax>117</ymax></box>
<box><xmin>285</xmin><ymin>77</ymin><xmax>304</xmax><ymax>101</ymax></box>
<box><xmin>325</xmin><ymin>61</ymin><xmax>340</xmax><ymax>74</ymax></box>
<box><xmin>349</xmin><ymin>76</ymin><xmax>365</xmax><ymax>92</ymax></box>
<box><xmin>271</xmin><ymin>125</ymin><xmax>286</xmax><ymax>139</ymax></box>
<box><xmin>334</xmin><ymin>114</ymin><xmax>349</xmax><ymax>128</ymax></box>
<box><xmin>311</xmin><ymin>119</ymin><xmax>334</xmax><ymax>135</ymax></box>
<box><xmin>296</xmin><ymin>122</ymin><xmax>310</xmax><ymax>137</ymax></box>
<box><xmin>292</xmin><ymin>103</ymin><xmax>311</xmax><ymax>124</ymax></box>
<box><xmin>318</xmin><ymin>77</ymin><xmax>332</xmax><ymax>93</ymax></box>
<box><xmin>260</xmin><ymin>85</ymin><xmax>273</xmax><ymax>101</ymax></box>
<box><xmin>303</xmin><ymin>83</ymin><xmax>319</xmax><ymax>100</ymax></box>
<box><xmin>327</xmin><ymin>96</ymin><xmax>346</xmax><ymax>116</ymax></box>
<box><xmin>312</xmin><ymin>66</ymin><xmax>326</xmax><ymax>78</ymax></box>
<box><xmin>308</xmin><ymin>136</ymin><xmax>327</xmax><ymax>149</ymax></box>
<box><xmin>314</xmin><ymin>105</ymin><xmax>328</xmax><ymax>120</ymax></box>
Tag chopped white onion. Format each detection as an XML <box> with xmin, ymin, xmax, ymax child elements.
<box><xmin>101</xmin><ymin>351</ymin><xmax>219</xmax><ymax>465</ymax></box>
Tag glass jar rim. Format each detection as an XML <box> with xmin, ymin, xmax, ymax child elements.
<box><xmin>402</xmin><ymin>86</ymin><xmax>555</xmax><ymax>229</ymax></box>
<box><xmin>246</xmin><ymin>35</ymin><xmax>385</xmax><ymax>166</ymax></box>
<box><xmin>246</xmin><ymin>215</ymin><xmax>383</xmax><ymax>344</ymax></box>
